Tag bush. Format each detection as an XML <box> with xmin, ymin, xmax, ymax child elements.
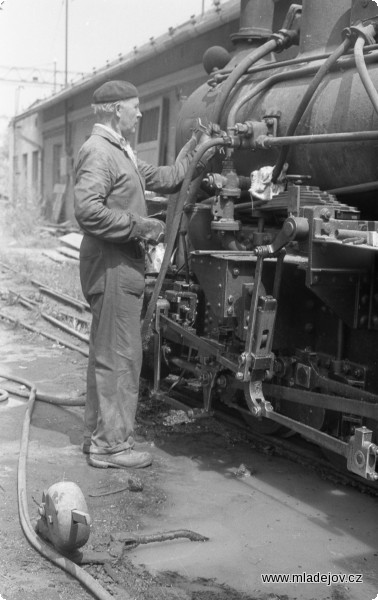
<box><xmin>2</xmin><ymin>197</ymin><xmax>45</xmax><ymax>243</ymax></box>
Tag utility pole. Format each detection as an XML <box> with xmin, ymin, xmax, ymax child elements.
<box><xmin>65</xmin><ymin>0</ymin><xmax>68</xmax><ymax>87</ymax></box>
<box><xmin>53</xmin><ymin>60</ymin><xmax>57</xmax><ymax>93</ymax></box>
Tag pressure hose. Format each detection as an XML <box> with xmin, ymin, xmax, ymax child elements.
<box><xmin>0</xmin><ymin>372</ymin><xmax>115</xmax><ymax>600</ymax></box>
<box><xmin>354</xmin><ymin>34</ymin><xmax>378</xmax><ymax>114</ymax></box>
<box><xmin>271</xmin><ymin>37</ymin><xmax>353</xmax><ymax>183</ymax></box>
<box><xmin>227</xmin><ymin>63</ymin><xmax>321</xmax><ymax>132</ymax></box>
<box><xmin>141</xmin><ymin>137</ymin><xmax>227</xmax><ymax>340</ymax></box>
<box><xmin>212</xmin><ymin>38</ymin><xmax>279</xmax><ymax>125</ymax></box>
<box><xmin>228</xmin><ymin>44</ymin><xmax>378</xmax><ymax>130</ymax></box>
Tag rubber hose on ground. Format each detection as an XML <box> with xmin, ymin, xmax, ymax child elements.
<box><xmin>1</xmin><ymin>372</ymin><xmax>116</xmax><ymax>600</ymax></box>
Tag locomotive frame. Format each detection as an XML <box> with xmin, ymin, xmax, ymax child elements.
<box><xmin>142</xmin><ymin>0</ymin><xmax>378</xmax><ymax>483</ymax></box>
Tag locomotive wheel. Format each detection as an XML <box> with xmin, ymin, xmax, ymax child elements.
<box><xmin>241</xmin><ymin>412</ymin><xmax>284</xmax><ymax>435</ymax></box>
<box><xmin>224</xmin><ymin>388</ymin><xmax>285</xmax><ymax>435</ymax></box>
<box><xmin>282</xmin><ymin>402</ymin><xmax>326</xmax><ymax>431</ymax></box>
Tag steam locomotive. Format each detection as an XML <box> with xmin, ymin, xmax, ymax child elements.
<box><xmin>142</xmin><ymin>0</ymin><xmax>378</xmax><ymax>482</ymax></box>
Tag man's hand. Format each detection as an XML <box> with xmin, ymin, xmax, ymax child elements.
<box><xmin>195</xmin><ymin>121</ymin><xmax>218</xmax><ymax>164</ymax></box>
<box><xmin>197</xmin><ymin>132</ymin><xmax>217</xmax><ymax>164</ymax></box>
<box><xmin>132</xmin><ymin>215</ymin><xmax>166</xmax><ymax>245</ymax></box>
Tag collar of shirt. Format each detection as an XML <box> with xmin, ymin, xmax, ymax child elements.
<box><xmin>94</xmin><ymin>123</ymin><xmax>138</xmax><ymax>168</ymax></box>
<box><xmin>94</xmin><ymin>123</ymin><xmax>124</xmax><ymax>145</ymax></box>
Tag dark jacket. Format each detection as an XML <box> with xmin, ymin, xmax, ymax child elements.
<box><xmin>74</xmin><ymin>125</ymin><xmax>195</xmax><ymax>297</ymax></box>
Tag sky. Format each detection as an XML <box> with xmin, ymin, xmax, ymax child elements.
<box><xmin>0</xmin><ymin>0</ymin><xmax>220</xmax><ymax>131</ymax></box>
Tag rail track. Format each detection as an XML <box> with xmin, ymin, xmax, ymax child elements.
<box><xmin>1</xmin><ymin>258</ymin><xmax>377</xmax><ymax>497</ymax></box>
<box><xmin>155</xmin><ymin>380</ymin><xmax>378</xmax><ymax>497</ymax></box>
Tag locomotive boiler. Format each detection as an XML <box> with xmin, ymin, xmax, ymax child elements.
<box><xmin>142</xmin><ymin>0</ymin><xmax>378</xmax><ymax>482</ymax></box>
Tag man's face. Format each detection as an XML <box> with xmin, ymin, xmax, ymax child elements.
<box><xmin>117</xmin><ymin>97</ymin><xmax>142</xmax><ymax>137</ymax></box>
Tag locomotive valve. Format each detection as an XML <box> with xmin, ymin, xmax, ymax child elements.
<box><xmin>255</xmin><ymin>216</ymin><xmax>309</xmax><ymax>258</ymax></box>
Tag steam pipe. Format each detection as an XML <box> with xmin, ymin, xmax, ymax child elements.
<box><xmin>354</xmin><ymin>35</ymin><xmax>378</xmax><ymax>114</ymax></box>
<box><xmin>271</xmin><ymin>37</ymin><xmax>353</xmax><ymax>183</ymax></box>
<box><xmin>257</xmin><ymin>130</ymin><xmax>378</xmax><ymax>147</ymax></box>
<box><xmin>327</xmin><ymin>180</ymin><xmax>378</xmax><ymax>195</ymax></box>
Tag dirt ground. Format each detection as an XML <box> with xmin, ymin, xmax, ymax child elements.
<box><xmin>1</xmin><ymin>237</ymin><xmax>378</xmax><ymax>600</ymax></box>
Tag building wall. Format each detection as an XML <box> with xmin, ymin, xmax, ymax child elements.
<box><xmin>36</xmin><ymin>61</ymin><xmax>210</xmax><ymax>222</ymax></box>
<box><xmin>9</xmin><ymin>1</ymin><xmax>241</xmax><ymax>222</ymax></box>
<box><xmin>11</xmin><ymin>112</ymin><xmax>43</xmax><ymax>205</ymax></box>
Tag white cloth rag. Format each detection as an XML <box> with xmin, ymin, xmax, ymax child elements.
<box><xmin>249</xmin><ymin>165</ymin><xmax>285</xmax><ymax>201</ymax></box>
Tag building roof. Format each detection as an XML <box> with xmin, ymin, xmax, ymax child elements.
<box><xmin>12</xmin><ymin>0</ymin><xmax>239</xmax><ymax>122</ymax></box>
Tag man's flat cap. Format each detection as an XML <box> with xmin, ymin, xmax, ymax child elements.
<box><xmin>92</xmin><ymin>80</ymin><xmax>138</xmax><ymax>103</ymax></box>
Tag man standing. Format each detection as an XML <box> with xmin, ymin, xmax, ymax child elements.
<box><xmin>74</xmin><ymin>80</ymin><xmax>202</xmax><ymax>469</ymax></box>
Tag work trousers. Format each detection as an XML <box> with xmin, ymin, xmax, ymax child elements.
<box><xmin>81</xmin><ymin>242</ymin><xmax>145</xmax><ymax>455</ymax></box>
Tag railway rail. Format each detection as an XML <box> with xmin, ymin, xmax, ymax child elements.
<box><xmin>1</xmin><ymin>258</ymin><xmax>378</xmax><ymax>497</ymax></box>
<box><xmin>156</xmin><ymin>381</ymin><xmax>378</xmax><ymax>498</ymax></box>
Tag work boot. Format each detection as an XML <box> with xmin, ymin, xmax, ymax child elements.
<box><xmin>88</xmin><ymin>449</ymin><xmax>152</xmax><ymax>469</ymax></box>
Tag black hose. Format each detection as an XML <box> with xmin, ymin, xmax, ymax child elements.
<box><xmin>228</xmin><ymin>43</ymin><xmax>378</xmax><ymax>130</ymax></box>
<box><xmin>209</xmin><ymin>44</ymin><xmax>378</xmax><ymax>85</ymax></box>
<box><xmin>141</xmin><ymin>137</ymin><xmax>227</xmax><ymax>340</ymax></box>
<box><xmin>227</xmin><ymin>63</ymin><xmax>320</xmax><ymax>131</ymax></box>
<box><xmin>271</xmin><ymin>37</ymin><xmax>352</xmax><ymax>183</ymax></box>
<box><xmin>1</xmin><ymin>372</ymin><xmax>114</xmax><ymax>600</ymax></box>
<box><xmin>212</xmin><ymin>38</ymin><xmax>279</xmax><ymax>125</ymax></box>
<box><xmin>354</xmin><ymin>35</ymin><xmax>378</xmax><ymax>114</ymax></box>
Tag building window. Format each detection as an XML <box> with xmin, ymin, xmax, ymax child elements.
<box><xmin>22</xmin><ymin>153</ymin><xmax>28</xmax><ymax>185</ymax></box>
<box><xmin>53</xmin><ymin>144</ymin><xmax>62</xmax><ymax>184</ymax></box>
<box><xmin>32</xmin><ymin>150</ymin><xmax>39</xmax><ymax>188</ymax></box>
<box><xmin>137</xmin><ymin>107</ymin><xmax>160</xmax><ymax>143</ymax></box>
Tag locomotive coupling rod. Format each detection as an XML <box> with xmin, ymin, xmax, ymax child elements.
<box><xmin>245</xmin><ymin>383</ymin><xmax>378</xmax><ymax>480</ymax></box>
<box><xmin>261</xmin><ymin>404</ymin><xmax>350</xmax><ymax>458</ymax></box>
